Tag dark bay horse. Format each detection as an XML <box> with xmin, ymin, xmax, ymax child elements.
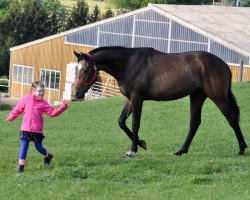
<box><xmin>74</xmin><ymin>46</ymin><xmax>247</xmax><ymax>157</ymax></box>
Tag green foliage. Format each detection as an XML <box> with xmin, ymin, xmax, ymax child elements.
<box><xmin>0</xmin><ymin>0</ymin><xmax>10</xmax><ymax>19</ymax></box>
<box><xmin>0</xmin><ymin>0</ymin><xmax>22</xmax><ymax>43</ymax></box>
<box><xmin>0</xmin><ymin>39</ymin><xmax>11</xmax><ymax>76</ymax></box>
<box><xmin>0</xmin><ymin>0</ymin><xmax>10</xmax><ymax>9</ymax></box>
<box><xmin>111</xmin><ymin>0</ymin><xmax>213</xmax><ymax>10</ymax></box>
<box><xmin>174</xmin><ymin>0</ymin><xmax>212</xmax><ymax>4</ymax></box>
<box><xmin>89</xmin><ymin>4</ymin><xmax>101</xmax><ymax>23</ymax></box>
<box><xmin>19</xmin><ymin>0</ymin><xmax>49</xmax><ymax>43</ymax></box>
<box><xmin>0</xmin><ymin>103</ymin><xmax>12</xmax><ymax>110</ymax></box>
<box><xmin>0</xmin><ymin>0</ymin><xmax>108</xmax><ymax>76</ymax></box>
<box><xmin>102</xmin><ymin>9</ymin><xmax>114</xmax><ymax>19</ymax></box>
<box><xmin>0</xmin><ymin>0</ymin><xmax>18</xmax><ymax>76</ymax></box>
<box><xmin>0</xmin><ymin>76</ymin><xmax>11</xmax><ymax>102</ymax></box>
<box><xmin>66</xmin><ymin>0</ymin><xmax>90</xmax><ymax>29</ymax></box>
<box><xmin>43</xmin><ymin>0</ymin><xmax>68</xmax><ymax>34</ymax></box>
<box><xmin>0</xmin><ymin>82</ymin><xmax>249</xmax><ymax>199</ymax></box>
<box><xmin>244</xmin><ymin>0</ymin><xmax>250</xmax><ymax>6</ymax></box>
<box><xmin>0</xmin><ymin>0</ymin><xmax>67</xmax><ymax>76</ymax></box>
<box><xmin>0</xmin><ymin>0</ymin><xmax>51</xmax><ymax>76</ymax></box>
<box><xmin>66</xmin><ymin>0</ymin><xmax>107</xmax><ymax>29</ymax></box>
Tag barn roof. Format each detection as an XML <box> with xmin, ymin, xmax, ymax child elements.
<box><xmin>152</xmin><ymin>4</ymin><xmax>250</xmax><ymax>55</ymax></box>
<box><xmin>10</xmin><ymin>4</ymin><xmax>250</xmax><ymax>57</ymax></box>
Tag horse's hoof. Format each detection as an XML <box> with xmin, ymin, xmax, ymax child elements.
<box><xmin>174</xmin><ymin>150</ymin><xmax>188</xmax><ymax>156</ymax></box>
<box><xmin>140</xmin><ymin>140</ymin><xmax>147</xmax><ymax>150</ymax></box>
<box><xmin>238</xmin><ymin>150</ymin><xmax>245</xmax><ymax>155</ymax></box>
<box><xmin>238</xmin><ymin>145</ymin><xmax>247</xmax><ymax>155</ymax></box>
<box><xmin>126</xmin><ymin>150</ymin><xmax>136</xmax><ymax>157</ymax></box>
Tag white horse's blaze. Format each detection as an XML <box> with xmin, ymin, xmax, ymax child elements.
<box><xmin>78</xmin><ymin>62</ymin><xmax>83</xmax><ymax>70</ymax></box>
<box><xmin>126</xmin><ymin>150</ymin><xmax>136</xmax><ymax>157</ymax></box>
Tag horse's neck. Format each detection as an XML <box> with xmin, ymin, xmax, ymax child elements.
<box><xmin>94</xmin><ymin>50</ymin><xmax>131</xmax><ymax>81</ymax></box>
<box><xmin>97</xmin><ymin>64</ymin><xmax>122</xmax><ymax>81</ymax></box>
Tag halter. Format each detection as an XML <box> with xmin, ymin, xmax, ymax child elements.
<box><xmin>77</xmin><ymin>54</ymin><xmax>97</xmax><ymax>86</ymax></box>
<box><xmin>77</xmin><ymin>70</ymin><xmax>97</xmax><ymax>86</ymax></box>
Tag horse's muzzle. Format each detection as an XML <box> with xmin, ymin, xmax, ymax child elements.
<box><xmin>75</xmin><ymin>87</ymin><xmax>88</xmax><ymax>100</ymax></box>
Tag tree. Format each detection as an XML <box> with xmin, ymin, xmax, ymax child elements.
<box><xmin>0</xmin><ymin>37</ymin><xmax>13</xmax><ymax>76</ymax></box>
<box><xmin>66</xmin><ymin>0</ymin><xmax>89</xmax><ymax>29</ymax></box>
<box><xmin>0</xmin><ymin>0</ymin><xmax>10</xmax><ymax>19</ymax></box>
<box><xmin>43</xmin><ymin>0</ymin><xmax>68</xmax><ymax>34</ymax></box>
<box><xmin>89</xmin><ymin>5</ymin><xmax>101</xmax><ymax>23</ymax></box>
<box><xmin>0</xmin><ymin>0</ymin><xmax>69</xmax><ymax>76</ymax></box>
<box><xmin>0</xmin><ymin>0</ymin><xmax>22</xmax><ymax>76</ymax></box>
<box><xmin>0</xmin><ymin>0</ymin><xmax>21</xmax><ymax>43</ymax></box>
<box><xmin>244</xmin><ymin>0</ymin><xmax>250</xmax><ymax>6</ymax></box>
<box><xmin>19</xmin><ymin>0</ymin><xmax>49</xmax><ymax>44</ymax></box>
<box><xmin>102</xmin><ymin>9</ymin><xmax>114</xmax><ymax>19</ymax></box>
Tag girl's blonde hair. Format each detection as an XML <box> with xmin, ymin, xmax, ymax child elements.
<box><xmin>30</xmin><ymin>81</ymin><xmax>45</xmax><ymax>93</ymax></box>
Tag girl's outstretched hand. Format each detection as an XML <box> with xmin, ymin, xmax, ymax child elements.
<box><xmin>63</xmin><ymin>100</ymin><xmax>68</xmax><ymax>107</ymax></box>
<box><xmin>5</xmin><ymin>119</ymin><xmax>11</xmax><ymax>122</ymax></box>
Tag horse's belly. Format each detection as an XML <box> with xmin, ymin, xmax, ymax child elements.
<box><xmin>146</xmin><ymin>91</ymin><xmax>189</xmax><ymax>101</ymax></box>
<box><xmin>146</xmin><ymin>82</ymin><xmax>199</xmax><ymax>101</ymax></box>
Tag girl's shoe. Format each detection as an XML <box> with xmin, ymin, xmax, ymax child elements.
<box><xmin>44</xmin><ymin>153</ymin><xmax>53</xmax><ymax>165</ymax></box>
<box><xmin>16</xmin><ymin>165</ymin><xmax>24</xmax><ymax>173</ymax></box>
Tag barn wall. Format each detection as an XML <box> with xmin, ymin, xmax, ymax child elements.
<box><xmin>228</xmin><ymin>64</ymin><xmax>250</xmax><ymax>82</ymax></box>
<box><xmin>10</xmin><ymin>36</ymin><xmax>95</xmax><ymax>103</ymax></box>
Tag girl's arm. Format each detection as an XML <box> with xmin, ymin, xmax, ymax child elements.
<box><xmin>43</xmin><ymin>100</ymin><xmax>68</xmax><ymax>117</ymax></box>
<box><xmin>6</xmin><ymin>98</ymin><xmax>26</xmax><ymax>122</ymax></box>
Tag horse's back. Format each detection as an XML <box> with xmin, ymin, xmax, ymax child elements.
<box><xmin>151</xmin><ymin>51</ymin><xmax>231</xmax><ymax>85</ymax></box>
<box><xmin>142</xmin><ymin>51</ymin><xmax>231</xmax><ymax>100</ymax></box>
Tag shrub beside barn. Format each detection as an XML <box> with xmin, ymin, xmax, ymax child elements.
<box><xmin>9</xmin><ymin>4</ymin><xmax>250</xmax><ymax>104</ymax></box>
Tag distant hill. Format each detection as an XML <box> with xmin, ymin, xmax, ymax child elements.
<box><xmin>60</xmin><ymin>0</ymin><xmax>115</xmax><ymax>13</ymax></box>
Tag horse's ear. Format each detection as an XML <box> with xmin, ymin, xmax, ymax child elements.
<box><xmin>80</xmin><ymin>52</ymin><xmax>92</xmax><ymax>61</ymax></box>
<box><xmin>74</xmin><ymin>51</ymin><xmax>91</xmax><ymax>61</ymax></box>
<box><xmin>74</xmin><ymin>51</ymin><xmax>82</xmax><ymax>59</ymax></box>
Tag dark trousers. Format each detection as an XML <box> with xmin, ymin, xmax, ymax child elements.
<box><xmin>19</xmin><ymin>131</ymin><xmax>47</xmax><ymax>160</ymax></box>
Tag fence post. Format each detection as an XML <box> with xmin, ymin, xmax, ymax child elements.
<box><xmin>238</xmin><ymin>60</ymin><xmax>243</xmax><ymax>82</ymax></box>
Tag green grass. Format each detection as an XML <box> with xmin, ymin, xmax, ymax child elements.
<box><xmin>60</xmin><ymin>0</ymin><xmax>113</xmax><ymax>13</ymax></box>
<box><xmin>0</xmin><ymin>82</ymin><xmax>250</xmax><ymax>199</ymax></box>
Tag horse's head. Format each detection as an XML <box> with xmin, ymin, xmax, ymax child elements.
<box><xmin>73</xmin><ymin>51</ymin><xmax>97</xmax><ymax>100</ymax></box>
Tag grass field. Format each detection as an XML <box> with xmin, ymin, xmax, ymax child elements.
<box><xmin>60</xmin><ymin>0</ymin><xmax>113</xmax><ymax>13</ymax></box>
<box><xmin>0</xmin><ymin>82</ymin><xmax>250</xmax><ymax>199</ymax></box>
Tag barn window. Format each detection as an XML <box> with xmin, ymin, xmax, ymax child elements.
<box><xmin>12</xmin><ymin>64</ymin><xmax>34</xmax><ymax>84</ymax></box>
<box><xmin>40</xmin><ymin>69</ymin><xmax>61</xmax><ymax>90</ymax></box>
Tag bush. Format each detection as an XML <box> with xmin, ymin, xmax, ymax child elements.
<box><xmin>0</xmin><ymin>78</ymin><xmax>9</xmax><ymax>92</ymax></box>
<box><xmin>0</xmin><ymin>103</ymin><xmax>12</xmax><ymax>111</ymax></box>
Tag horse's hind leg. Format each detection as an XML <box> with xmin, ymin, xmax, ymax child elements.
<box><xmin>175</xmin><ymin>89</ymin><xmax>207</xmax><ymax>156</ymax></box>
<box><xmin>118</xmin><ymin>99</ymin><xmax>146</xmax><ymax>150</ymax></box>
<box><xmin>213</xmin><ymin>92</ymin><xmax>247</xmax><ymax>155</ymax></box>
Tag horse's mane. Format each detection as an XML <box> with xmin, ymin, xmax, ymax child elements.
<box><xmin>89</xmin><ymin>46</ymin><xmax>154</xmax><ymax>54</ymax></box>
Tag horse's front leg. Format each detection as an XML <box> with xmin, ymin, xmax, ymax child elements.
<box><xmin>119</xmin><ymin>99</ymin><xmax>146</xmax><ymax>151</ymax></box>
<box><xmin>126</xmin><ymin>98</ymin><xmax>143</xmax><ymax>157</ymax></box>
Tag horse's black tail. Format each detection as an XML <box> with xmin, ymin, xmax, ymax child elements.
<box><xmin>228</xmin><ymin>86</ymin><xmax>240</xmax><ymax>122</ymax></box>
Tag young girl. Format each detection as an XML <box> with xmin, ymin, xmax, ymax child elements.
<box><xmin>6</xmin><ymin>81</ymin><xmax>68</xmax><ymax>173</ymax></box>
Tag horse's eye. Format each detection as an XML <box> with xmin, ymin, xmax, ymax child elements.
<box><xmin>84</xmin><ymin>69</ymin><xmax>88</xmax><ymax>73</ymax></box>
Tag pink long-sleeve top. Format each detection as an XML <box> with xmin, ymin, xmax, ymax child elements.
<box><xmin>6</xmin><ymin>94</ymin><xmax>68</xmax><ymax>133</ymax></box>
